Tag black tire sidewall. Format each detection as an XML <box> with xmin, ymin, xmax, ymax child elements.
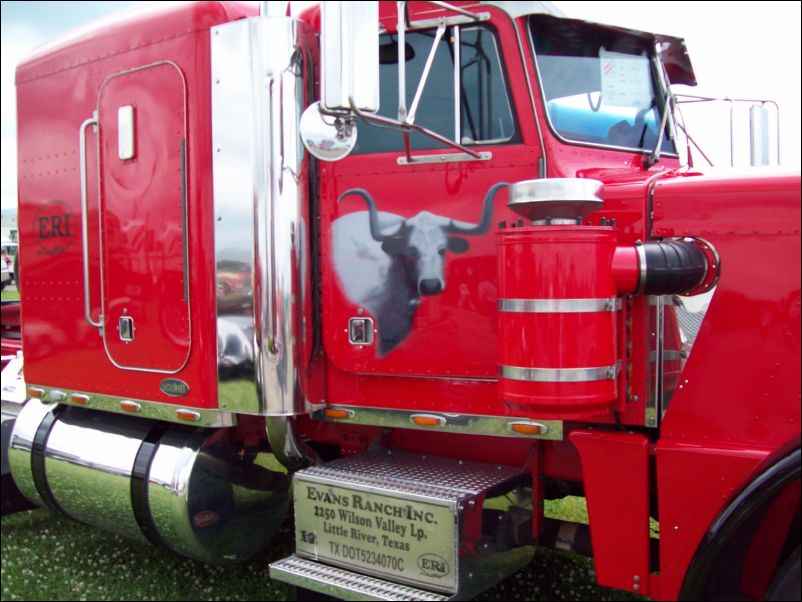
<box><xmin>767</xmin><ymin>546</ymin><xmax>801</xmax><ymax>601</ymax></box>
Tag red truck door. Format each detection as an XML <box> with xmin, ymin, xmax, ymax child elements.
<box><xmin>95</xmin><ymin>62</ymin><xmax>191</xmax><ymax>373</ymax></box>
<box><xmin>322</xmin><ymin>22</ymin><xmax>538</xmax><ymax>380</ymax></box>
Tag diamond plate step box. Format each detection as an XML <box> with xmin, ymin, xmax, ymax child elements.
<box><xmin>271</xmin><ymin>448</ymin><xmax>533</xmax><ymax>599</ymax></box>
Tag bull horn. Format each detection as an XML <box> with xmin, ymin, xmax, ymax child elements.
<box><xmin>338</xmin><ymin>188</ymin><xmax>404</xmax><ymax>242</ymax></box>
<box><xmin>447</xmin><ymin>182</ymin><xmax>509</xmax><ymax>235</ymax></box>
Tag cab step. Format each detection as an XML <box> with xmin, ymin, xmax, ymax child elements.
<box><xmin>270</xmin><ymin>448</ymin><xmax>534</xmax><ymax>601</ymax></box>
<box><xmin>270</xmin><ymin>554</ymin><xmax>450</xmax><ymax>601</ymax></box>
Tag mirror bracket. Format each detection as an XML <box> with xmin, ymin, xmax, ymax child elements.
<box><xmin>349</xmin><ymin>99</ymin><xmax>485</xmax><ymax>161</ymax></box>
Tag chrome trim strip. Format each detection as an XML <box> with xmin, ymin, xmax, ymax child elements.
<box><xmin>180</xmin><ymin>138</ymin><xmax>189</xmax><ymax>302</ymax></box>
<box><xmin>407</xmin><ymin>12</ymin><xmax>490</xmax><ymax>30</ymax></box>
<box><xmin>646</xmin><ymin>295</ymin><xmax>665</xmax><ymax>428</ymax></box>
<box><xmin>397</xmin><ymin>1</ymin><xmax>406</xmax><ymax>119</ymax></box>
<box><xmin>96</xmin><ymin>61</ymin><xmax>192</xmax><ymax>374</ymax></box>
<box><xmin>79</xmin><ymin>114</ymin><xmax>102</xmax><ymax>330</ymax></box>
<box><xmin>501</xmin><ymin>364</ymin><xmax>618</xmax><ymax>382</ymax></box>
<box><xmin>312</xmin><ymin>405</ymin><xmax>563</xmax><ymax>440</ymax></box>
<box><xmin>397</xmin><ymin>151</ymin><xmax>492</xmax><ymax>165</ymax></box>
<box><xmin>499</xmin><ymin>297</ymin><xmax>620</xmax><ymax>313</ymax></box>
<box><xmin>531</xmin><ymin>217</ymin><xmax>580</xmax><ymax>226</ymax></box>
<box><xmin>482</xmin><ymin>2</ymin><xmax>564</xmax><ymax>20</ymax></box>
<box><xmin>25</xmin><ymin>385</ymin><xmax>236</xmax><ymax>428</ymax></box>
<box><xmin>453</xmin><ymin>25</ymin><xmax>461</xmax><ymax>143</ymax></box>
<box><xmin>430</xmin><ymin>1</ymin><xmax>485</xmax><ymax>20</ymax></box>
<box><xmin>635</xmin><ymin>241</ymin><xmax>648</xmax><ymax>295</ymax></box>
<box><xmin>512</xmin><ymin>18</ymin><xmax>547</xmax><ymax>175</ymax></box>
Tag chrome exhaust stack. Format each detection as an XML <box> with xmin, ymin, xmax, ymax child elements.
<box><xmin>212</xmin><ymin>14</ymin><xmax>308</xmax><ymax>418</ymax></box>
<box><xmin>212</xmin><ymin>9</ymin><xmax>318</xmax><ymax>469</ymax></box>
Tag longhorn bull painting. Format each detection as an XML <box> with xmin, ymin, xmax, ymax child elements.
<box><xmin>333</xmin><ymin>182</ymin><xmax>508</xmax><ymax>356</ymax></box>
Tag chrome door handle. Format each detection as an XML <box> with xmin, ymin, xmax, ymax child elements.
<box><xmin>79</xmin><ymin>113</ymin><xmax>102</xmax><ymax>329</ymax></box>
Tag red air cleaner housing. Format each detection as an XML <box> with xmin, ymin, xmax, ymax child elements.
<box><xmin>498</xmin><ymin>225</ymin><xmax>620</xmax><ymax>419</ymax></box>
<box><xmin>497</xmin><ymin>179</ymin><xmax>713</xmax><ymax>421</ymax></box>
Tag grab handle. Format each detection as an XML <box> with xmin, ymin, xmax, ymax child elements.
<box><xmin>79</xmin><ymin>113</ymin><xmax>102</xmax><ymax>329</ymax></box>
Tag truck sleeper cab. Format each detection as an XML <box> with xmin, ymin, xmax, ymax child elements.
<box><xmin>5</xmin><ymin>2</ymin><xmax>799</xmax><ymax>601</ymax></box>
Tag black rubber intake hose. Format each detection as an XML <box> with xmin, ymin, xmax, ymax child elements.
<box><xmin>641</xmin><ymin>240</ymin><xmax>708</xmax><ymax>295</ymax></box>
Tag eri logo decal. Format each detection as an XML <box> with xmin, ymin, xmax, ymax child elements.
<box><xmin>34</xmin><ymin>200</ymin><xmax>75</xmax><ymax>256</ymax></box>
<box><xmin>417</xmin><ymin>553</ymin><xmax>450</xmax><ymax>578</ymax></box>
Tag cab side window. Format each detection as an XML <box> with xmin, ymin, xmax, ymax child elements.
<box><xmin>353</xmin><ymin>26</ymin><xmax>517</xmax><ymax>154</ymax></box>
<box><xmin>460</xmin><ymin>28</ymin><xmax>516</xmax><ymax>144</ymax></box>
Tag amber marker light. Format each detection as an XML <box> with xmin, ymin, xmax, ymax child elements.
<box><xmin>324</xmin><ymin>408</ymin><xmax>354</xmax><ymax>420</ymax></box>
<box><xmin>28</xmin><ymin>387</ymin><xmax>45</xmax><ymax>398</ymax></box>
<box><xmin>509</xmin><ymin>421</ymin><xmax>546</xmax><ymax>436</ymax></box>
<box><xmin>410</xmin><ymin>414</ymin><xmax>446</xmax><ymax>427</ymax></box>
<box><xmin>176</xmin><ymin>409</ymin><xmax>201</xmax><ymax>423</ymax></box>
<box><xmin>71</xmin><ymin>394</ymin><xmax>90</xmax><ymax>405</ymax></box>
<box><xmin>119</xmin><ymin>400</ymin><xmax>141</xmax><ymax>413</ymax></box>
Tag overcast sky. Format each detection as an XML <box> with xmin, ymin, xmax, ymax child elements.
<box><xmin>1</xmin><ymin>1</ymin><xmax>800</xmax><ymax>211</ymax></box>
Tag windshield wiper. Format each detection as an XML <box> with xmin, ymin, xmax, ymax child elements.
<box><xmin>643</xmin><ymin>87</ymin><xmax>672</xmax><ymax>168</ymax></box>
<box><xmin>643</xmin><ymin>50</ymin><xmax>677</xmax><ymax>169</ymax></box>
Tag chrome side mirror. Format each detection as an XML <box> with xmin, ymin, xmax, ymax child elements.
<box><xmin>321</xmin><ymin>1</ymin><xmax>379</xmax><ymax>113</ymax></box>
<box><xmin>300</xmin><ymin>101</ymin><xmax>358</xmax><ymax>161</ymax></box>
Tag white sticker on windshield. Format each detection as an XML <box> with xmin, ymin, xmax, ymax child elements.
<box><xmin>599</xmin><ymin>49</ymin><xmax>652</xmax><ymax>109</ymax></box>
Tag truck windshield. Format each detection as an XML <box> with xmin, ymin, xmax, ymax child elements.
<box><xmin>530</xmin><ymin>15</ymin><xmax>676</xmax><ymax>155</ymax></box>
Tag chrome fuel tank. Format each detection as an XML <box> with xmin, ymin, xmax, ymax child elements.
<box><xmin>8</xmin><ymin>399</ymin><xmax>291</xmax><ymax>564</ymax></box>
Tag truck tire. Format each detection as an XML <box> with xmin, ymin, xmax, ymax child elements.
<box><xmin>766</xmin><ymin>547</ymin><xmax>801</xmax><ymax>601</ymax></box>
<box><xmin>1</xmin><ymin>473</ymin><xmax>37</xmax><ymax>516</ymax></box>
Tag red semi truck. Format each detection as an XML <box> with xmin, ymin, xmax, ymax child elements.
<box><xmin>2</xmin><ymin>2</ymin><xmax>800</xmax><ymax>600</ymax></box>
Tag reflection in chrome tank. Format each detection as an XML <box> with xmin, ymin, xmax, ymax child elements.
<box><xmin>8</xmin><ymin>399</ymin><xmax>291</xmax><ymax>564</ymax></box>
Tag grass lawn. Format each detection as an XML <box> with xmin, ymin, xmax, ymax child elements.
<box><xmin>1</xmin><ymin>496</ymin><xmax>644</xmax><ymax>601</ymax></box>
<box><xmin>1</xmin><ymin>289</ymin><xmax>20</xmax><ymax>302</ymax></box>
